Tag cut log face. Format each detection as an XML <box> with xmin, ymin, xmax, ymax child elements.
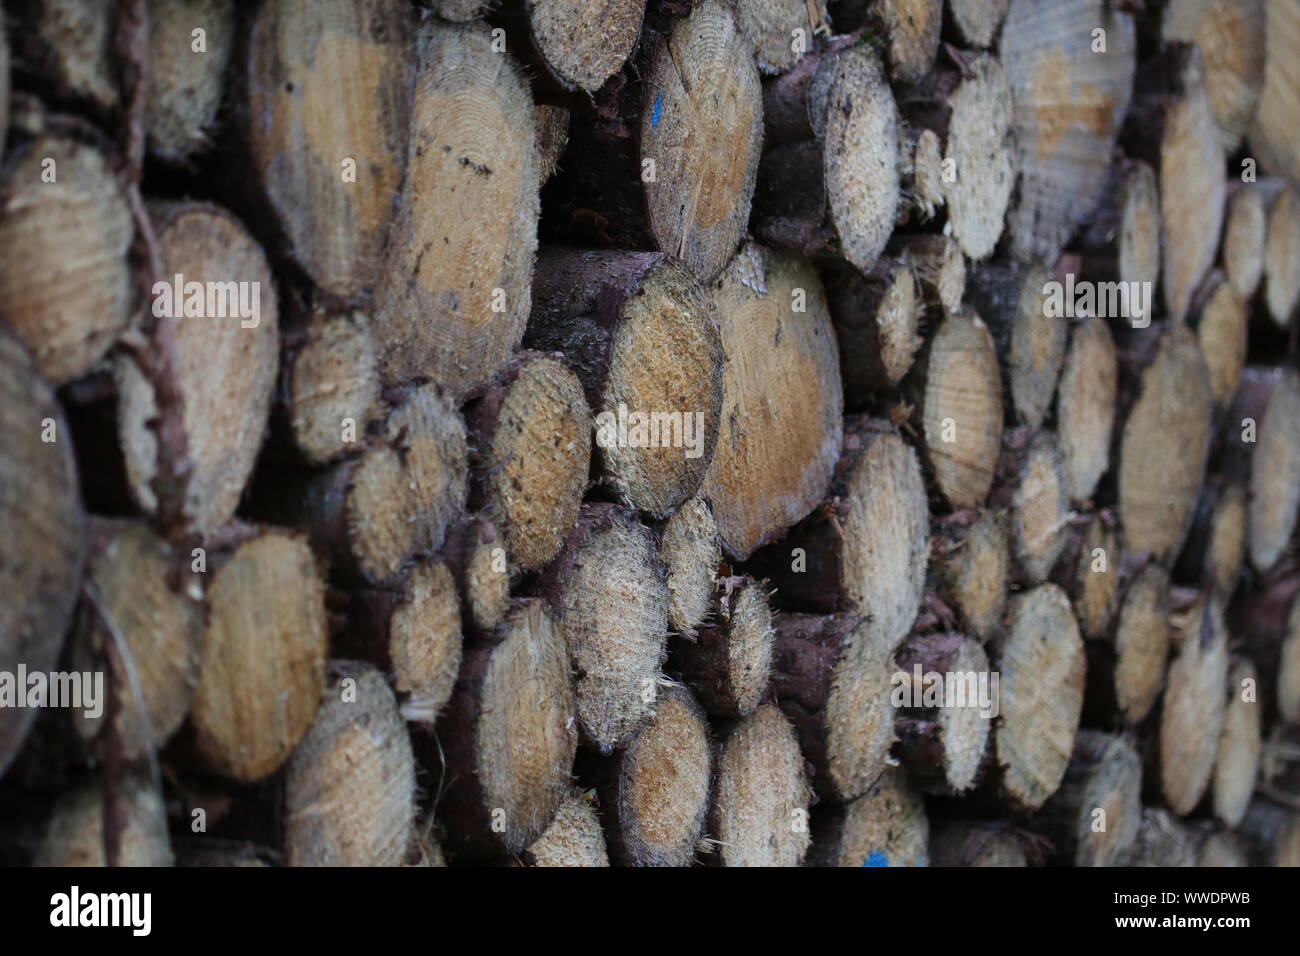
<box><xmin>145</xmin><ymin>0</ymin><xmax>235</xmax><ymax>161</ymax></box>
<box><xmin>701</xmin><ymin>244</ymin><xmax>843</xmax><ymax>559</ymax></box>
<box><xmin>893</xmin><ymin>631</ymin><xmax>993</xmax><ymax>793</ymax></box>
<box><xmin>441</xmin><ymin>515</ymin><xmax>510</xmax><ymax>637</ymax></box>
<box><xmin>876</xmin><ymin>0</ymin><xmax>942</xmax><ymax>85</ymax></box>
<box><xmin>995</xmin><ymin>584</ymin><xmax>1085</xmax><ymax>811</ymax></box>
<box><xmin>535</xmin><ymin>105</ymin><xmax>569</xmax><ymax>182</ymax></box>
<box><xmin>376</xmin><ymin>20</ymin><xmax>538</xmax><ymax>396</ymax></box>
<box><xmin>1161</xmin><ymin>596</ymin><xmax>1230</xmax><ymax>817</ymax></box>
<box><xmin>1198</xmin><ymin>830</ymin><xmax>1249</xmax><ymax>868</ymax></box>
<box><xmin>245</xmin><ymin>0</ymin><xmax>413</xmax><ymax>300</ymax></box>
<box><xmin>189</xmin><ymin>529</ymin><xmax>329</xmax><ymax>782</ymax></box>
<box><xmin>427</xmin><ymin>0</ymin><xmax>484</xmax><ymax>21</ymax></box>
<box><xmin>34</xmin><ymin>776</ymin><xmax>172</xmax><ymax>867</ymax></box>
<box><xmin>541</xmin><ymin>504</ymin><xmax>669</xmax><ymax>751</ymax></box>
<box><xmin>71</xmin><ymin>522</ymin><xmax>204</xmax><ymax>759</ymax></box>
<box><xmin>1010</xmin><ymin>430</ymin><xmax>1070</xmax><ymax>584</ymax></box>
<box><xmin>755</xmin><ymin>43</ymin><xmax>901</xmax><ymax>271</ymax></box>
<box><xmin>1111</xmin><ymin>563</ymin><xmax>1170</xmax><ymax>725</ymax></box>
<box><xmin>467</xmin><ymin>353</ymin><xmax>592</xmax><ymax>572</ymax></box>
<box><xmin>302</xmin><ymin>383</ymin><xmax>468</xmax><ymax>584</ymax></box>
<box><xmin>908</xmin><ymin>127</ymin><xmax>946</xmax><ymax>220</ymax></box>
<box><xmin>942</xmin><ymin>52</ymin><xmax>1015</xmax><ymax>261</ymax></box>
<box><xmin>930</xmin><ymin>823</ymin><xmax>1027</xmax><ymax>866</ymax></box>
<box><xmin>812</xmin><ymin>766</ymin><xmax>930</xmax><ymax>867</ymax></box>
<box><xmin>711</xmin><ymin>703</ymin><xmax>811</xmax><ymax>867</ymax></box>
<box><xmin>933</xmin><ymin>509</ymin><xmax>1009</xmax><ymax>642</ymax></box>
<box><xmin>524</xmin><ymin>0</ymin><xmax>646</xmax><ymax>93</ymax></box>
<box><xmin>284</xmin><ymin>664</ymin><xmax>415</xmax><ymax>866</ymax></box>
<box><xmin>824</xmin><ymin>257</ymin><xmax>921</xmax><ymax>404</ymax></box>
<box><xmin>999</xmin><ymin>0</ymin><xmax>1136</xmax><ymax>263</ymax></box>
<box><xmin>1160</xmin><ymin>51</ymin><xmax>1228</xmax><ymax>323</ymax></box>
<box><xmin>1064</xmin><ymin>514</ymin><xmax>1120</xmax><ymax>641</ymax></box>
<box><xmin>1035</xmin><ymin>730</ymin><xmax>1142</xmax><ymax>867</ymax></box>
<box><xmin>525</xmin><ymin>790</ymin><xmax>609</xmax><ymax>867</ymax></box>
<box><xmin>1248</xmin><ymin>0</ymin><xmax>1300</xmax><ymax>182</ymax></box>
<box><xmin>528</xmin><ymin>250</ymin><xmax>723</xmax><ymax>517</ymax></box>
<box><xmin>1223</xmin><ymin>185</ymin><xmax>1265</xmax><ymax>298</ymax></box>
<box><xmin>0</xmin><ymin>325</ymin><xmax>84</xmax><ymax>778</ymax></box>
<box><xmin>0</xmin><ymin>136</ymin><xmax>133</xmax><ymax>383</ymax></box>
<box><xmin>117</xmin><ymin>202</ymin><xmax>279</xmax><ymax>537</ymax></box>
<box><xmin>735</xmin><ymin>0</ymin><xmax>828</xmax><ymax>75</ymax></box>
<box><xmin>11</xmin><ymin>0</ymin><xmax>117</xmax><ymax>114</ymax></box>
<box><xmin>287</xmin><ymin>309</ymin><xmax>382</xmax><ymax>467</ymax></box>
<box><xmin>947</xmin><ymin>0</ymin><xmax>1010</xmax><ymax>48</ymax></box>
<box><xmin>1182</xmin><ymin>480</ymin><xmax>1247</xmax><ymax>601</ymax></box>
<box><xmin>641</xmin><ymin>0</ymin><xmax>763</xmax><ymax>281</ymax></box>
<box><xmin>1262</xmin><ymin>184</ymin><xmax>1300</xmax><ymax>329</ymax></box>
<box><xmin>602</xmin><ymin>683</ymin><xmax>712</xmax><ymax>867</ymax></box>
<box><xmin>1248</xmin><ymin>368</ymin><xmax>1300</xmax><ymax>573</ymax></box>
<box><xmin>674</xmin><ymin>575</ymin><xmax>774</xmax><ymax>718</ymax></box>
<box><xmin>1194</xmin><ymin>278</ymin><xmax>1248</xmax><ymax>408</ymax></box>
<box><xmin>916</xmin><ymin>310</ymin><xmax>1004</xmax><ymax>509</ymax></box>
<box><xmin>771</xmin><ymin>614</ymin><xmax>894</xmax><ymax>802</ymax></box>
<box><xmin>1117</xmin><ymin>325</ymin><xmax>1212</xmax><ymax>564</ymax></box>
<box><xmin>439</xmin><ymin>599</ymin><xmax>577</xmax><ymax>857</ymax></box>
<box><xmin>1056</xmin><ymin>317</ymin><xmax>1117</xmax><ymax>503</ymax></box>
<box><xmin>1117</xmin><ymin>161</ymin><xmax>1161</xmax><ymax>292</ymax></box>
<box><xmin>1162</xmin><ymin>0</ymin><xmax>1265</xmax><ymax>155</ymax></box>
<box><xmin>661</xmin><ymin>497</ymin><xmax>721</xmax><ymax>636</ymax></box>
<box><xmin>1213</xmin><ymin>658</ymin><xmax>1261</xmax><ymax>829</ymax></box>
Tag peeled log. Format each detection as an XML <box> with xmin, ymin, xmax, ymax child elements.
<box><xmin>145</xmin><ymin>0</ymin><xmax>235</xmax><ymax>162</ymax></box>
<box><xmin>116</xmin><ymin>202</ymin><xmax>279</xmax><ymax>537</ymax></box>
<box><xmin>0</xmin><ymin>325</ymin><xmax>85</xmax><ymax>778</ymax></box>
<box><xmin>1031</xmin><ymin>731</ymin><xmax>1142</xmax><ymax>867</ymax></box>
<box><xmin>595</xmin><ymin>683</ymin><xmax>712</xmax><ymax>868</ymax></box>
<box><xmin>673</xmin><ymin>575</ymin><xmax>774</xmax><ymax>719</ymax></box>
<box><xmin>810</xmin><ymin>767</ymin><xmax>929</xmax><ymax>867</ymax></box>
<box><xmin>189</xmin><ymin>527</ymin><xmax>329</xmax><ymax>782</ymax></box>
<box><xmin>284</xmin><ymin>663</ymin><xmax>415</xmax><ymax>866</ymax></box>
<box><xmin>709</xmin><ymin>702</ymin><xmax>811</xmax><ymax>867</ymax></box>
<box><xmin>1116</xmin><ymin>325</ymin><xmax>1212</xmax><ymax>564</ymax></box>
<box><xmin>527</xmin><ymin>249</ymin><xmax>722</xmax><ymax>518</ymax></box>
<box><xmin>0</xmin><ymin>135</ymin><xmax>133</xmax><ymax>384</ymax></box>
<box><xmin>993</xmin><ymin>584</ymin><xmax>1085</xmax><ymax>812</ymax></box>
<box><xmin>539</xmin><ymin>504</ymin><xmax>668</xmax><ymax>752</ymax></box>
<box><xmin>700</xmin><ymin>244</ymin><xmax>843</xmax><ymax>559</ymax></box>
<box><xmin>911</xmin><ymin>309</ymin><xmax>1004</xmax><ymax>510</ymax></box>
<box><xmin>1160</xmin><ymin>595</ymin><xmax>1230</xmax><ymax>816</ymax></box>
<box><xmin>243</xmin><ymin>0</ymin><xmax>413</xmax><ymax>301</ymax></box>
<box><xmin>753</xmin><ymin>40</ymin><xmax>900</xmax><ymax>271</ymax></box>
<box><xmin>1162</xmin><ymin>0</ymin><xmax>1265</xmax><ymax>154</ymax></box>
<box><xmin>375</xmin><ymin>20</ymin><xmax>538</xmax><ymax>396</ymax></box>
<box><xmin>70</xmin><ymin>521</ymin><xmax>204</xmax><ymax>760</ymax></box>
<box><xmin>999</xmin><ymin>0</ymin><xmax>1135</xmax><ymax>264</ymax></box>
<box><xmin>770</xmin><ymin>613</ymin><xmax>893</xmax><ymax>803</ymax></box>
<box><xmin>465</xmin><ymin>352</ymin><xmax>591</xmax><ymax>571</ymax></box>
<box><xmin>438</xmin><ymin>599</ymin><xmax>577</xmax><ymax>858</ymax></box>
<box><xmin>1056</xmin><ymin>317</ymin><xmax>1117</xmax><ymax>502</ymax></box>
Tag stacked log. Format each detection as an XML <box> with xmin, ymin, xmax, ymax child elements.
<box><xmin>0</xmin><ymin>0</ymin><xmax>1297</xmax><ymax>872</ymax></box>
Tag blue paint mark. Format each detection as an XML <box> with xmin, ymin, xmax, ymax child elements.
<box><xmin>651</xmin><ymin>93</ymin><xmax>664</xmax><ymax>128</ymax></box>
<box><xmin>864</xmin><ymin>852</ymin><xmax>889</xmax><ymax>867</ymax></box>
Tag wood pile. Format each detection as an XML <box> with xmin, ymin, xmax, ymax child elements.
<box><xmin>0</xmin><ymin>0</ymin><xmax>1298</xmax><ymax>868</ymax></box>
